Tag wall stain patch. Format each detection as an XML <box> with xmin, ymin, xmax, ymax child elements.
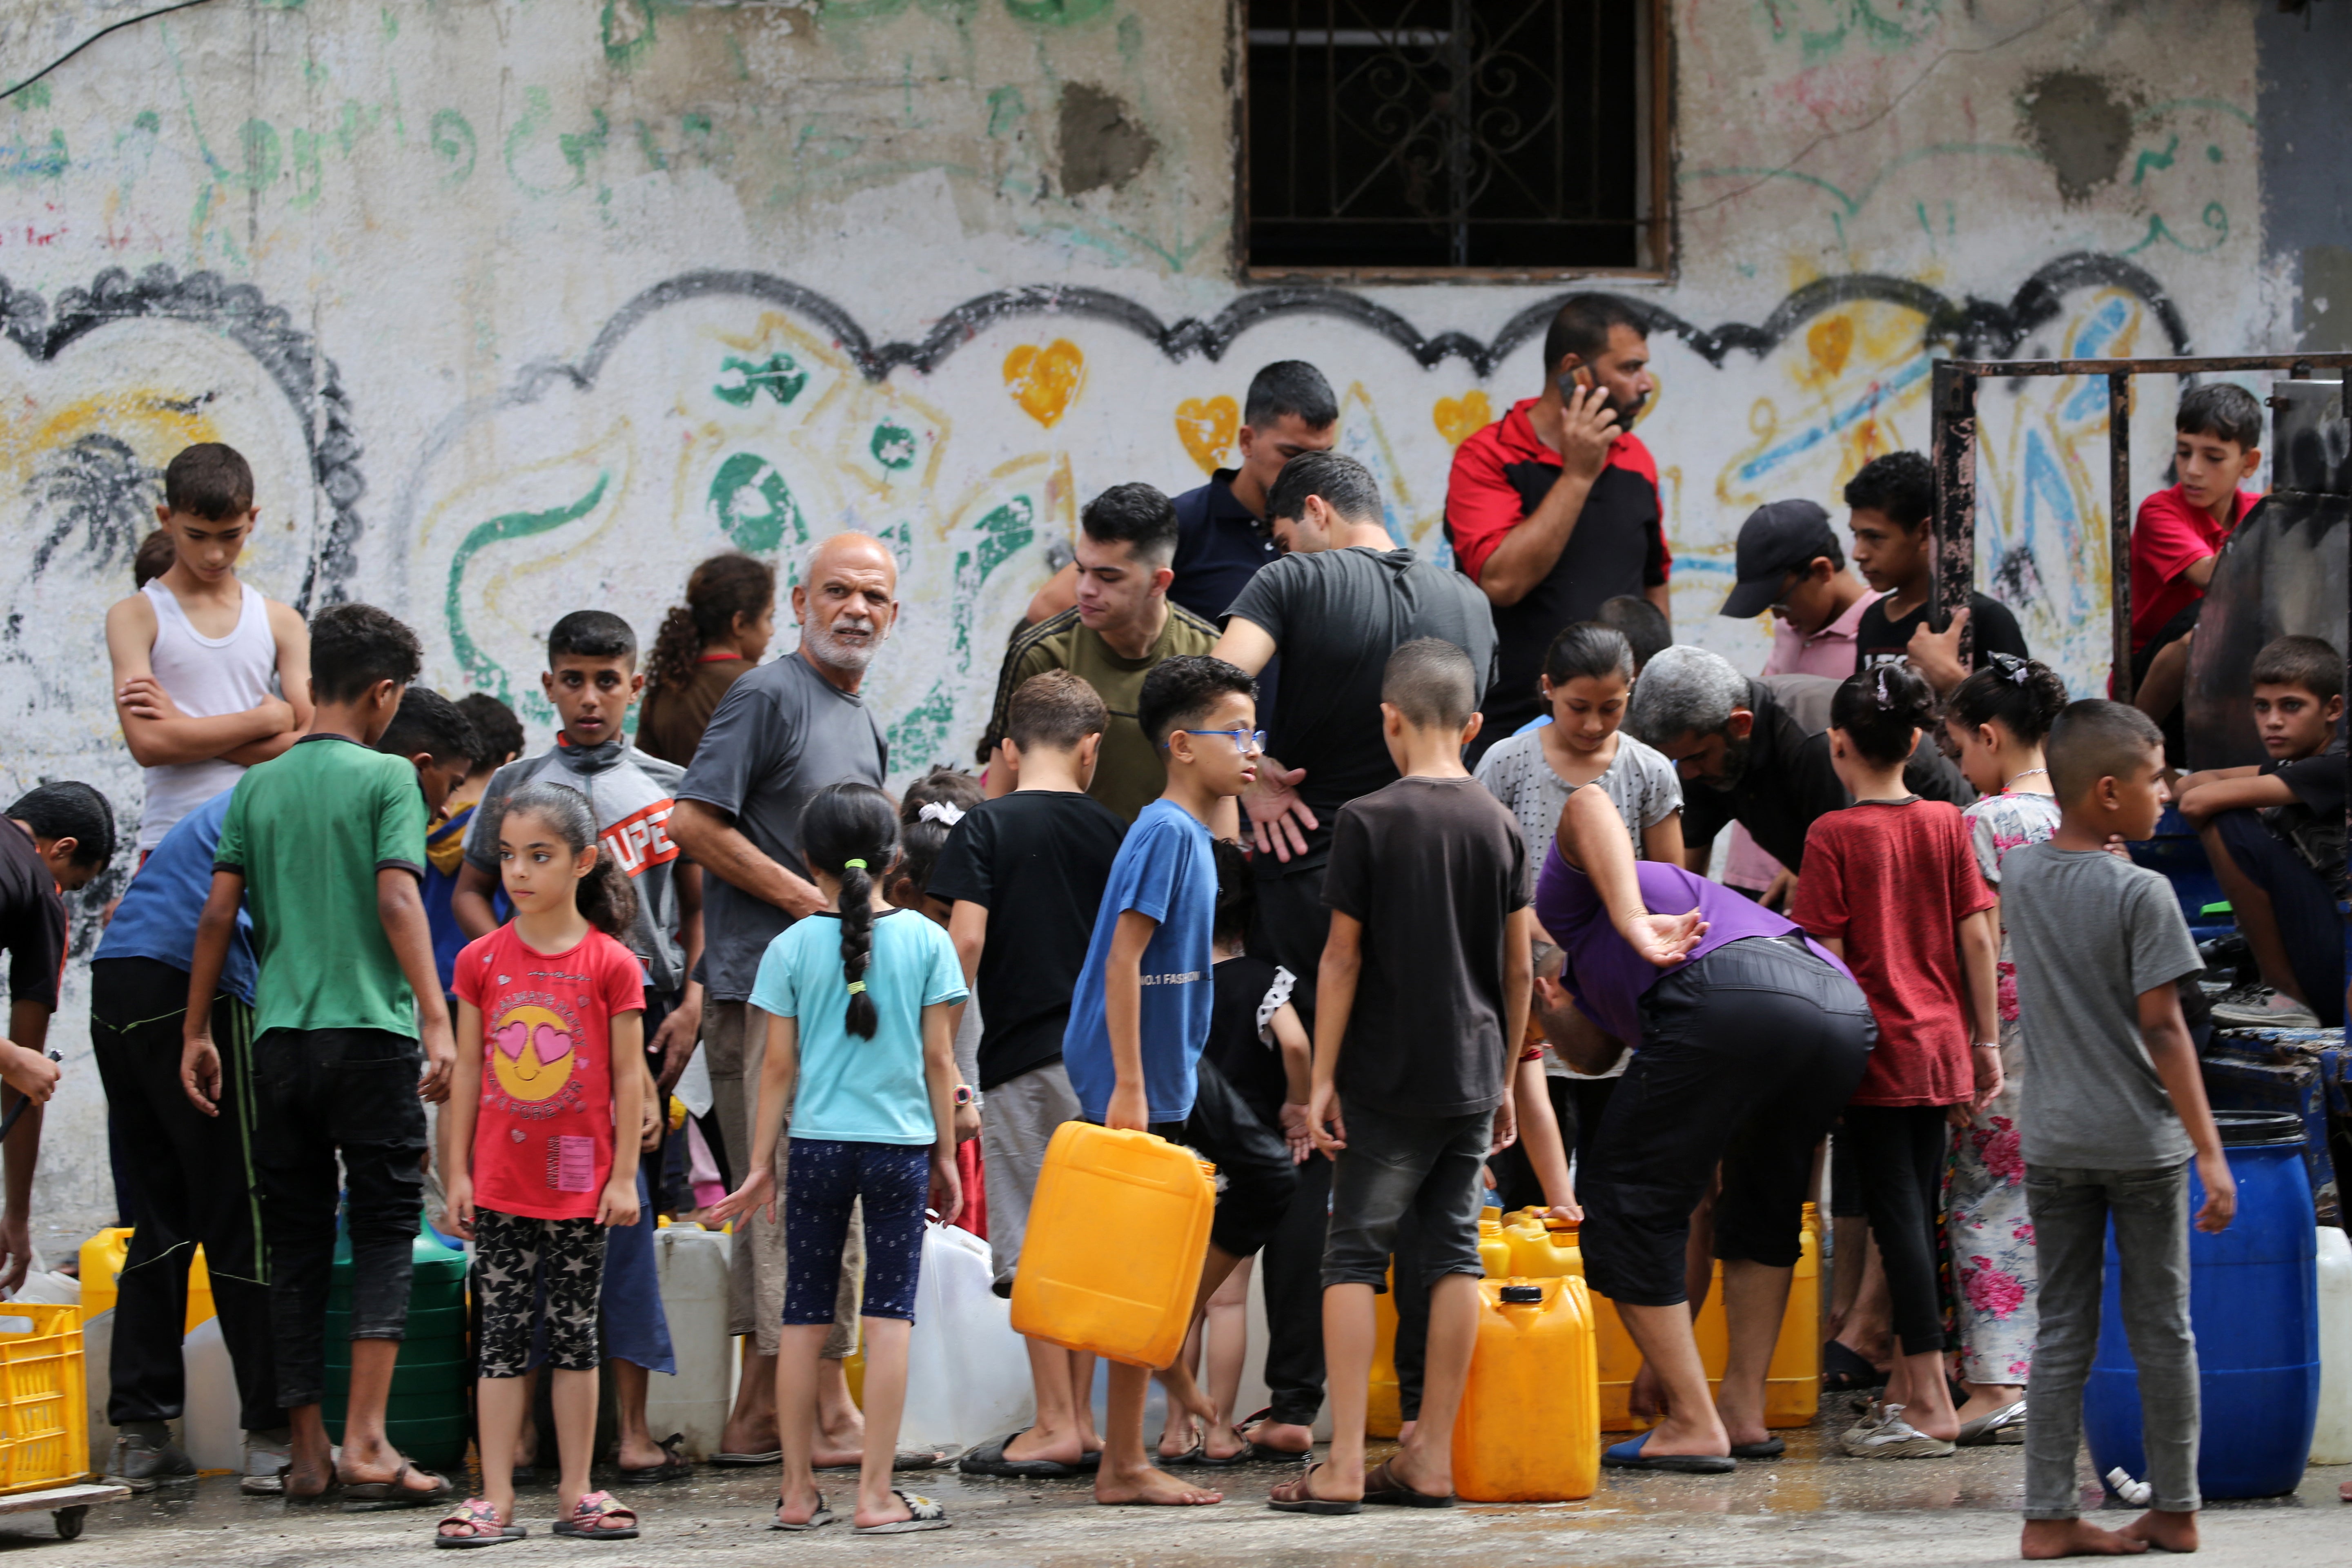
<box><xmin>1057</xmin><ymin>83</ymin><xmax>1155</xmax><ymax>195</ymax></box>
<box><xmin>2019</xmin><ymin>70</ymin><xmax>2138</xmax><ymax>205</ymax></box>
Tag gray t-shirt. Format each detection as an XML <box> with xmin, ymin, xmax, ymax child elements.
<box><xmin>1474</xmin><ymin>728</ymin><xmax>1681</xmax><ymax>895</ymax></box>
<box><xmin>2001</xmin><ymin>843</ymin><xmax>2204</xmax><ymax>1170</ymax></box>
<box><xmin>676</xmin><ymin>651</ymin><xmax>888</xmax><ymax>1001</ymax></box>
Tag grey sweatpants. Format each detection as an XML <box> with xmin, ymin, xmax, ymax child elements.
<box><xmin>2023</xmin><ymin>1160</ymin><xmax>2200</xmax><ymax>1519</ymax></box>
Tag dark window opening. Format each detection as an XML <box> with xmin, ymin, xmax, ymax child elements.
<box><xmin>1245</xmin><ymin>0</ymin><xmax>1658</xmax><ymax>275</ymax></box>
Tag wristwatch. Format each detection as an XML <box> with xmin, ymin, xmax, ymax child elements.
<box><xmin>953</xmin><ymin>1084</ymin><xmax>980</xmax><ymax>1109</ymax></box>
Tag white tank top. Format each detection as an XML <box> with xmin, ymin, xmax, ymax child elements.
<box><xmin>138</xmin><ymin>579</ymin><xmax>279</xmax><ymax>852</ymax></box>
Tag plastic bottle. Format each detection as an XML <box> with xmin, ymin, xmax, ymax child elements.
<box><xmin>1011</xmin><ymin>1124</ymin><xmax>1215</xmax><ymax>1369</ymax></box>
<box><xmin>1452</xmin><ymin>1278</ymin><xmax>1599</xmax><ymax>1501</ymax></box>
<box><xmin>645</xmin><ymin>1224</ymin><xmax>734</xmax><ymax>1461</ymax></box>
<box><xmin>1477</xmin><ymin>1218</ymin><xmax>1511</xmax><ymax>1281</ymax></box>
<box><xmin>1766</xmin><ymin>1205</ymin><xmax>1824</xmax><ymax>1426</ymax></box>
<box><xmin>76</xmin><ymin>1230</ymin><xmax>214</xmax><ymax>1332</ymax></box>
<box><xmin>2310</xmin><ymin>1223</ymin><xmax>2352</xmax><ymax>1464</ymax></box>
<box><xmin>2085</xmin><ymin>1111</ymin><xmax>2320</xmax><ymax>1498</ymax></box>
<box><xmin>179</xmin><ymin>1316</ymin><xmax>241</xmax><ymax>1470</ymax></box>
<box><xmin>1367</xmin><ymin>1266</ymin><xmax>1402</xmax><ymax>1439</ymax></box>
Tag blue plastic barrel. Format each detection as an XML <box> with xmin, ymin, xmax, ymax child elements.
<box><xmin>2083</xmin><ymin>1110</ymin><xmax>2319</xmax><ymax>1499</ymax></box>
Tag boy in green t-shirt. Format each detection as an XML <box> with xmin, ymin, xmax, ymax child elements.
<box><xmin>185</xmin><ymin>603</ymin><xmax>461</xmax><ymax>1506</ymax></box>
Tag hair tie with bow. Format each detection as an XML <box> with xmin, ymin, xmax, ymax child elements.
<box><xmin>918</xmin><ymin>801</ymin><xmax>966</xmax><ymax>826</ymax></box>
<box><xmin>1989</xmin><ymin>651</ymin><xmax>2033</xmax><ymax>685</ymax></box>
<box><xmin>1874</xmin><ymin>668</ymin><xmax>1893</xmax><ymax>708</ymax></box>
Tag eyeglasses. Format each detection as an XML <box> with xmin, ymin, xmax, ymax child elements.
<box><xmin>1178</xmin><ymin>728</ymin><xmax>1267</xmax><ymax>754</ymax></box>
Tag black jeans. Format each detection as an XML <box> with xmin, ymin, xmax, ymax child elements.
<box><xmin>254</xmin><ymin>1027</ymin><xmax>430</xmax><ymax>1409</ymax></box>
<box><xmin>2211</xmin><ymin>807</ymin><xmax>2346</xmax><ymax>1026</ymax></box>
<box><xmin>1842</xmin><ymin>1103</ymin><xmax>1954</xmax><ymax>1356</ymax></box>
<box><xmin>1580</xmin><ymin>937</ymin><xmax>1873</xmax><ymax>1308</ymax></box>
<box><xmin>89</xmin><ymin>958</ymin><xmax>284</xmax><ymax>1432</ymax></box>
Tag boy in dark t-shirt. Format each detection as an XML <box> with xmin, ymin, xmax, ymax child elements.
<box><xmin>1845</xmin><ymin>452</ymin><xmax>2029</xmax><ymax>695</ymax></box>
<box><xmin>935</xmin><ymin>671</ymin><xmax>1126</xmax><ymax>1479</ymax></box>
<box><xmin>1272</xmin><ymin>639</ymin><xmax>1532</xmax><ymax>1514</ymax></box>
<box><xmin>2175</xmin><ymin>635</ymin><xmax>2348</xmax><ymax>1029</ymax></box>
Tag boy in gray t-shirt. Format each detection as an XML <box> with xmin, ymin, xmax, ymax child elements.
<box><xmin>2000</xmin><ymin>701</ymin><xmax>2234</xmax><ymax>1558</ymax></box>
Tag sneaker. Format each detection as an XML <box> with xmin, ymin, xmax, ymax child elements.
<box><xmin>1841</xmin><ymin>1404</ymin><xmax>1957</xmax><ymax>1459</ymax></box>
<box><xmin>1840</xmin><ymin>1400</ymin><xmax>1888</xmax><ymax>1446</ymax></box>
<box><xmin>241</xmin><ymin>1429</ymin><xmax>292</xmax><ymax>1496</ymax></box>
<box><xmin>110</xmin><ymin>1425</ymin><xmax>197</xmax><ymax>1490</ymax></box>
<box><xmin>2209</xmin><ymin>987</ymin><xmax>2323</xmax><ymax>1030</ymax></box>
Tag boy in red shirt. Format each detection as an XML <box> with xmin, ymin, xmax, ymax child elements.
<box><xmin>2128</xmin><ymin>384</ymin><xmax>2265</xmax><ymax>741</ymax></box>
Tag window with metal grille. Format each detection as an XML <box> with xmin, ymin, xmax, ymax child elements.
<box><xmin>1243</xmin><ymin>1</ymin><xmax>1664</xmax><ymax>277</ymax></box>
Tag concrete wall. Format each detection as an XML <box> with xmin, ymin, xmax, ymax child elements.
<box><xmin>0</xmin><ymin>0</ymin><xmax>2292</xmax><ymax>1247</ymax></box>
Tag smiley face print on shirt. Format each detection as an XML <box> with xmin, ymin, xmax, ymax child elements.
<box><xmin>482</xmin><ymin>976</ymin><xmax>597</xmax><ymax>1120</ymax></box>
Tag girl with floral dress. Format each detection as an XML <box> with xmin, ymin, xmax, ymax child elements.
<box><xmin>1940</xmin><ymin>653</ymin><xmax>2069</xmax><ymax>1447</ymax></box>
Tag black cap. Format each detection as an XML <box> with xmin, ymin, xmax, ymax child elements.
<box><xmin>1719</xmin><ymin>499</ymin><xmax>1838</xmax><ymax>619</ymax></box>
<box><xmin>1499</xmin><ymin>1284</ymin><xmax>1544</xmax><ymax>1303</ymax></box>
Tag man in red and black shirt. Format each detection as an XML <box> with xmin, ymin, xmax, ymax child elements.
<box><xmin>1445</xmin><ymin>295</ymin><xmax>1669</xmax><ymax>747</ymax></box>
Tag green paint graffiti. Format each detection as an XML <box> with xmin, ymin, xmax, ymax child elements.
<box><xmin>603</xmin><ymin>0</ymin><xmax>658</xmax><ymax>67</ymax></box>
<box><xmin>1</xmin><ymin>131</ymin><xmax>67</xmax><ymax>182</ymax></box>
<box><xmin>870</xmin><ymin>423</ymin><xmax>917</xmax><ymax>470</ymax></box>
<box><xmin>885</xmin><ymin>679</ymin><xmax>960</xmax><ymax>776</ymax></box>
<box><xmin>1004</xmin><ymin>0</ymin><xmax>1116</xmax><ymax>24</ymax></box>
<box><xmin>969</xmin><ymin>494</ymin><xmax>1035</xmax><ymax>585</ymax></box>
<box><xmin>446</xmin><ymin>474</ymin><xmax>612</xmax><ymax>705</ymax></box>
<box><xmin>985</xmin><ymin>85</ymin><xmax>1028</xmax><ymax>138</ymax></box>
<box><xmin>1758</xmin><ymin>0</ymin><xmax>1942</xmax><ymax>60</ymax></box>
<box><xmin>708</xmin><ymin>453</ymin><xmax>806</xmax><ymax>555</ymax></box>
<box><xmin>2129</xmin><ymin>134</ymin><xmax>2178</xmax><ymax>186</ymax></box>
<box><xmin>2122</xmin><ymin>201</ymin><xmax>2229</xmax><ymax>258</ymax></box>
<box><xmin>713</xmin><ymin>352</ymin><xmax>807</xmax><ymax>408</ymax></box>
<box><xmin>431</xmin><ymin>109</ymin><xmax>477</xmax><ymax>185</ymax></box>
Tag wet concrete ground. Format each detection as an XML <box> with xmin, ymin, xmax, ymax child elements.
<box><xmin>23</xmin><ymin>1418</ymin><xmax>2348</xmax><ymax>1567</ymax></box>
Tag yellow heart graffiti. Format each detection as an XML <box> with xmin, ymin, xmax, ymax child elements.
<box><xmin>1003</xmin><ymin>339</ymin><xmax>1087</xmax><ymax>428</ymax></box>
<box><xmin>1432</xmin><ymin>390</ymin><xmax>1493</xmax><ymax>448</ymax></box>
<box><xmin>1174</xmin><ymin>395</ymin><xmax>1239</xmax><ymax>474</ymax></box>
<box><xmin>1806</xmin><ymin>316</ymin><xmax>1855</xmax><ymax>380</ymax></box>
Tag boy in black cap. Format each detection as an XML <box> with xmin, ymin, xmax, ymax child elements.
<box><xmin>1716</xmin><ymin>500</ymin><xmax>1880</xmax><ymax>903</ymax></box>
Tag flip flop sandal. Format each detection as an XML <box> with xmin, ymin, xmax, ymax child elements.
<box><xmin>616</xmin><ymin>1433</ymin><xmax>694</xmax><ymax>1485</ymax></box>
<box><xmin>1267</xmin><ymin>1461</ymin><xmax>1362</xmax><ymax>1515</ymax></box>
<box><xmin>1822</xmin><ymin>1341</ymin><xmax>1889</xmax><ymax>1392</ymax></box>
<box><xmin>552</xmin><ymin>1490</ymin><xmax>639</xmax><ymax>1540</ymax></box>
<box><xmin>1185</xmin><ymin>1443</ymin><xmax>1261</xmax><ymax>1469</ymax></box>
<box><xmin>815</xmin><ymin>1450</ymin><xmax>949</xmax><ymax>1474</ymax></box>
<box><xmin>770</xmin><ymin>1493</ymin><xmax>836</xmax><ymax>1531</ymax></box>
<box><xmin>434</xmin><ymin>1498</ymin><xmax>526</xmax><ymax>1549</ymax></box>
<box><xmin>1601</xmin><ymin>1432</ymin><xmax>1736</xmax><ymax>1475</ymax></box>
<box><xmin>344</xmin><ymin>1460</ymin><xmax>456</xmax><ymax>1509</ymax></box>
<box><xmin>1729</xmin><ymin>1437</ymin><xmax>1786</xmax><ymax>1460</ymax></box>
<box><xmin>709</xmin><ymin>1450</ymin><xmax>782</xmax><ymax>1468</ymax></box>
<box><xmin>854</xmin><ymin>1490</ymin><xmax>951</xmax><ymax>1534</ymax></box>
<box><xmin>957</xmin><ymin>1432</ymin><xmax>1084</xmax><ymax>1479</ymax></box>
<box><xmin>1158</xmin><ymin>1442</ymin><xmax>1208</xmax><ymax>1467</ymax></box>
<box><xmin>1360</xmin><ymin>1457</ymin><xmax>1453</xmax><ymax>1508</ymax></box>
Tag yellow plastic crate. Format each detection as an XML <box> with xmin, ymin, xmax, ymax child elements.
<box><xmin>0</xmin><ymin>1304</ymin><xmax>89</xmax><ymax>1495</ymax></box>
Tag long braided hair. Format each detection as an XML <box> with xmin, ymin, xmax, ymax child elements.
<box><xmin>799</xmin><ymin>782</ymin><xmax>901</xmax><ymax>1039</ymax></box>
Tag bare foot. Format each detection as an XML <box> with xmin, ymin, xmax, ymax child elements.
<box><xmin>613</xmin><ymin>1432</ymin><xmax>669</xmax><ymax>1470</ymax></box>
<box><xmin>2117</xmin><ymin>1510</ymin><xmax>2199</xmax><ymax>1553</ymax></box>
<box><xmin>2341</xmin><ymin>1477</ymin><xmax>2352</xmax><ymax>1503</ymax></box>
<box><xmin>1395</xmin><ymin>1419</ymin><xmax>1417</xmax><ymax>1447</ymax></box>
<box><xmin>1956</xmin><ymin>1385</ymin><xmax>2027</xmax><ymax>1425</ymax></box>
<box><xmin>2021</xmin><ymin>1519</ymin><xmax>2151</xmax><ymax>1559</ymax></box>
<box><xmin>1241</xmin><ymin>1417</ymin><xmax>1314</xmax><ymax>1457</ymax></box>
<box><xmin>1096</xmin><ymin>1462</ymin><xmax>1223</xmax><ymax>1506</ymax></box>
<box><xmin>775</xmin><ymin>1486</ymin><xmax>826</xmax><ymax>1528</ymax></box>
<box><xmin>719</xmin><ymin>1418</ymin><xmax>780</xmax><ymax>1457</ymax></box>
<box><xmin>1157</xmin><ymin>1419</ymin><xmax>1200</xmax><ymax>1461</ymax></box>
<box><xmin>1004</xmin><ymin>1425</ymin><xmax>1086</xmax><ymax>1466</ymax></box>
<box><xmin>853</xmin><ymin>1491</ymin><xmax>915</xmax><ymax>1529</ymax></box>
<box><xmin>285</xmin><ymin>1440</ymin><xmax>335</xmax><ymax>1501</ymax></box>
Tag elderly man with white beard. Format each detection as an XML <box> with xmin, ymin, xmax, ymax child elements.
<box><xmin>672</xmin><ymin>531</ymin><xmax>902</xmax><ymax>1470</ymax></box>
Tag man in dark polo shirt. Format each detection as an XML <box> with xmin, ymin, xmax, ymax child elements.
<box><xmin>1022</xmin><ymin>361</ymin><xmax>1339</xmax><ymax>625</ymax></box>
<box><xmin>1445</xmin><ymin>296</ymin><xmax>1669</xmax><ymax>750</ymax></box>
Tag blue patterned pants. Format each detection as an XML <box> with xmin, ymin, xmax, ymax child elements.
<box><xmin>782</xmin><ymin>1138</ymin><xmax>930</xmax><ymax>1325</ymax></box>
<box><xmin>474</xmin><ymin>1209</ymin><xmax>608</xmax><ymax>1378</ymax></box>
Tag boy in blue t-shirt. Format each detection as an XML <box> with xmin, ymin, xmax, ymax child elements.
<box><xmin>1062</xmin><ymin>655</ymin><xmax>1297</xmax><ymax>1508</ymax></box>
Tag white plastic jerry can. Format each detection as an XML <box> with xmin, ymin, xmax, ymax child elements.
<box><xmin>645</xmin><ymin>1225</ymin><xmax>734</xmax><ymax>1461</ymax></box>
<box><xmin>2311</xmin><ymin>1224</ymin><xmax>2352</xmax><ymax>1465</ymax></box>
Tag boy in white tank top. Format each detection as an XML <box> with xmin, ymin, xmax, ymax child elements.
<box><xmin>104</xmin><ymin>443</ymin><xmax>311</xmax><ymax>855</ymax></box>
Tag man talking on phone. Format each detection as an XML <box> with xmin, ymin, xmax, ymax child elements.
<box><xmin>1444</xmin><ymin>295</ymin><xmax>1669</xmax><ymax>754</ymax></box>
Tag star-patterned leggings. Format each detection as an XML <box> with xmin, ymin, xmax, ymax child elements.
<box><xmin>473</xmin><ymin>1209</ymin><xmax>610</xmax><ymax>1379</ymax></box>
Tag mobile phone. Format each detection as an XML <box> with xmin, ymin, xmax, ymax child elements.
<box><xmin>1554</xmin><ymin>364</ymin><xmax>1595</xmax><ymax>401</ymax></box>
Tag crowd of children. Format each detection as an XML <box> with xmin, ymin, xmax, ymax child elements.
<box><xmin>1</xmin><ymin>356</ymin><xmax>2338</xmax><ymax>1559</ymax></box>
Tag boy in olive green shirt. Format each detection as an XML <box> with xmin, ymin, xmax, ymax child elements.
<box><xmin>185</xmin><ymin>604</ymin><xmax>461</xmax><ymax>1506</ymax></box>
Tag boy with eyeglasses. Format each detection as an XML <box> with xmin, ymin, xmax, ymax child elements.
<box><xmin>1060</xmin><ymin>656</ymin><xmax>1298</xmax><ymax>1509</ymax></box>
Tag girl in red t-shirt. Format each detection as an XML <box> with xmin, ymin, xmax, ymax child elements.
<box><xmin>437</xmin><ymin>782</ymin><xmax>648</xmax><ymax>1546</ymax></box>
<box><xmin>1790</xmin><ymin>667</ymin><xmax>2000</xmax><ymax>1461</ymax></box>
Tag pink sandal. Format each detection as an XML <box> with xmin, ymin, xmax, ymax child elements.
<box><xmin>552</xmin><ymin>1490</ymin><xmax>639</xmax><ymax>1540</ymax></box>
<box><xmin>434</xmin><ymin>1497</ymin><xmax>525</xmax><ymax>1548</ymax></box>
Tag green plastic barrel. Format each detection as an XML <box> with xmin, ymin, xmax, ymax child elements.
<box><xmin>322</xmin><ymin>1212</ymin><xmax>470</xmax><ymax>1471</ymax></box>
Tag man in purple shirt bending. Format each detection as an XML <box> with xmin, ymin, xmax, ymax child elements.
<box><xmin>1533</xmin><ymin>784</ymin><xmax>1874</xmax><ymax>1474</ymax></box>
